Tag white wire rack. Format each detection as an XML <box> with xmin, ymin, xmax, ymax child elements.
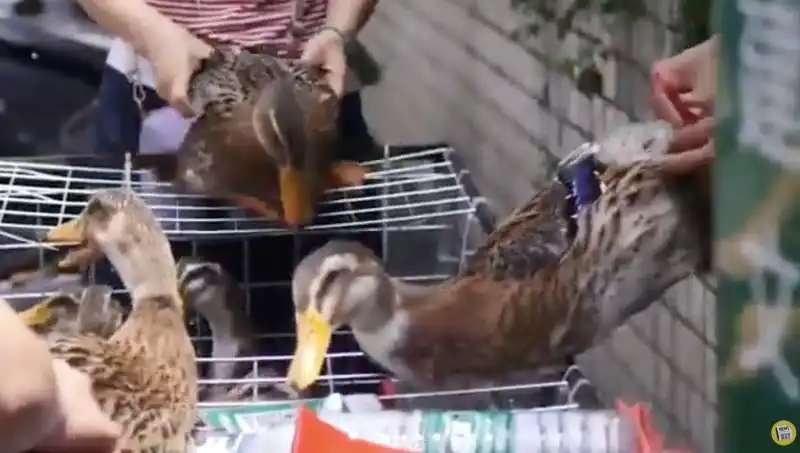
<box><xmin>0</xmin><ymin>145</ymin><xmax>597</xmax><ymax>420</ymax></box>
<box><xmin>0</xmin><ymin>147</ymin><xmax>476</xmax><ymax>240</ymax></box>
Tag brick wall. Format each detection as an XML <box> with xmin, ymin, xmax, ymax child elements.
<box><xmin>358</xmin><ymin>0</ymin><xmax>717</xmax><ymax>451</ymax></box>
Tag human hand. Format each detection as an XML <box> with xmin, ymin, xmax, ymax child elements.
<box><xmin>34</xmin><ymin>360</ymin><xmax>120</xmax><ymax>453</ymax></box>
<box><xmin>300</xmin><ymin>28</ymin><xmax>347</xmax><ymax>97</ymax></box>
<box><xmin>657</xmin><ymin>117</ymin><xmax>715</xmax><ymax>175</ymax></box>
<box><xmin>652</xmin><ymin>36</ymin><xmax>718</xmax><ymax>126</ymax></box>
<box><xmin>141</xmin><ymin>19</ymin><xmax>213</xmax><ymax>117</ymax></box>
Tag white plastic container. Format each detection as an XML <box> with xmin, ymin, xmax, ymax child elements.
<box><xmin>196</xmin><ymin>408</ymin><xmax>632</xmax><ymax>453</ymax></box>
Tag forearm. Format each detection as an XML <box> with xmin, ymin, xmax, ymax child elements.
<box><xmin>76</xmin><ymin>0</ymin><xmax>191</xmax><ymax>58</ymax></box>
<box><xmin>0</xmin><ymin>301</ymin><xmax>62</xmax><ymax>452</ymax></box>
<box><xmin>326</xmin><ymin>0</ymin><xmax>378</xmax><ymax>38</ymax></box>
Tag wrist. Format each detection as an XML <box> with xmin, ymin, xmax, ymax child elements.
<box><xmin>317</xmin><ymin>25</ymin><xmax>348</xmax><ymax>46</ymax></box>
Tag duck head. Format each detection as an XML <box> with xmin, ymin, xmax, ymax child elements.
<box><xmin>35</xmin><ymin>188</ymin><xmax>178</xmax><ymax>306</ymax></box>
<box><xmin>19</xmin><ymin>285</ymin><xmax>125</xmax><ymax>337</ymax></box>
<box><xmin>18</xmin><ymin>293</ymin><xmax>81</xmax><ymax>334</ymax></box>
<box><xmin>252</xmin><ymin>61</ymin><xmax>341</xmax><ymax>226</ymax></box>
<box><xmin>286</xmin><ymin>240</ymin><xmax>396</xmax><ymax>391</ymax></box>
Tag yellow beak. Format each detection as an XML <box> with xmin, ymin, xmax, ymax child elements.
<box><xmin>19</xmin><ymin>299</ymin><xmax>54</xmax><ymax>327</ymax></box>
<box><xmin>279</xmin><ymin>166</ymin><xmax>314</xmax><ymax>227</ymax></box>
<box><xmin>286</xmin><ymin>307</ymin><xmax>333</xmax><ymax>391</ymax></box>
<box><xmin>45</xmin><ymin>217</ymin><xmax>85</xmax><ymax>244</ymax></box>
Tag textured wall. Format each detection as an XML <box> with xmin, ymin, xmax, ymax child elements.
<box><xmin>358</xmin><ymin>1</ymin><xmax>717</xmax><ymax>451</ymax></box>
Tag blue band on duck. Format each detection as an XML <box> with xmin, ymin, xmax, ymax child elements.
<box><xmin>284</xmin><ymin>121</ymin><xmax>712</xmax><ymax>393</ymax></box>
<box><xmin>556</xmin><ymin>144</ymin><xmax>603</xmax><ymax>238</ymax></box>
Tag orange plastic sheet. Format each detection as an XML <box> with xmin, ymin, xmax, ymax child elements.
<box><xmin>292</xmin><ymin>401</ymin><xmax>692</xmax><ymax>453</ymax></box>
<box><xmin>616</xmin><ymin>400</ymin><xmax>692</xmax><ymax>453</ymax></box>
<box><xmin>292</xmin><ymin>405</ymin><xmax>412</xmax><ymax>453</ymax></box>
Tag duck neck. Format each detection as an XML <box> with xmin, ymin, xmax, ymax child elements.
<box><xmin>349</xmin><ymin>277</ymin><xmax>431</xmax><ymax>378</ymax></box>
<box><xmin>105</xmin><ymin>244</ymin><xmax>181</xmax><ymax>311</ymax></box>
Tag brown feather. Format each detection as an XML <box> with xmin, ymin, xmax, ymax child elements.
<box><xmin>396</xmin><ymin>162</ymin><xmax>699</xmax><ymax>384</ymax></box>
<box><xmin>289</xmin><ymin>121</ymin><xmax>705</xmax><ymax>392</ymax></box>
<box><xmin>31</xmin><ymin>189</ymin><xmax>198</xmax><ymax>452</ymax></box>
<box><xmin>135</xmin><ymin>47</ymin><xmax>365</xmax><ymax>227</ymax></box>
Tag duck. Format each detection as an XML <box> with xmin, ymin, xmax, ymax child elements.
<box><xmin>284</xmin><ymin>120</ymin><xmax>708</xmax><ymax>391</ymax></box>
<box><xmin>20</xmin><ymin>284</ymin><xmax>126</xmax><ymax>339</ymax></box>
<box><xmin>0</xmin><ymin>241</ymin><xmax>99</xmax><ymax>287</ymax></box>
<box><xmin>135</xmin><ymin>46</ymin><xmax>367</xmax><ymax>227</ymax></box>
<box><xmin>177</xmin><ymin>257</ymin><xmax>298</xmax><ymax>402</ymax></box>
<box><xmin>17</xmin><ymin>188</ymin><xmax>197</xmax><ymax>452</ymax></box>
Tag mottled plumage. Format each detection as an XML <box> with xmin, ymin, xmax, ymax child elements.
<box><xmin>137</xmin><ymin>46</ymin><xmax>366</xmax><ymax>227</ymax></box>
<box><xmin>21</xmin><ymin>284</ymin><xmax>125</xmax><ymax>339</ymax></box>
<box><xmin>19</xmin><ymin>189</ymin><xmax>197</xmax><ymax>452</ymax></box>
<box><xmin>284</xmin><ymin>121</ymin><xmax>708</xmax><ymax>391</ymax></box>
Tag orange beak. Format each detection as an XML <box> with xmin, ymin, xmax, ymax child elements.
<box><xmin>278</xmin><ymin>166</ymin><xmax>315</xmax><ymax>226</ymax></box>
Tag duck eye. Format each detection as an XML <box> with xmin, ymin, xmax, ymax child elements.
<box><xmin>317</xmin><ymin>268</ymin><xmax>344</xmax><ymax>298</ymax></box>
<box><xmin>85</xmin><ymin>200</ymin><xmax>111</xmax><ymax>222</ymax></box>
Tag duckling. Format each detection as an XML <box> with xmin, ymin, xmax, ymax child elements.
<box><xmin>19</xmin><ymin>284</ymin><xmax>125</xmax><ymax>339</ymax></box>
<box><xmin>18</xmin><ymin>188</ymin><xmax>197</xmax><ymax>452</ymax></box>
<box><xmin>136</xmin><ymin>46</ymin><xmax>366</xmax><ymax>227</ymax></box>
<box><xmin>177</xmin><ymin>257</ymin><xmax>256</xmax><ymax>400</ymax></box>
<box><xmin>284</xmin><ymin>121</ymin><xmax>704</xmax><ymax>391</ymax></box>
<box><xmin>177</xmin><ymin>257</ymin><xmax>299</xmax><ymax>401</ymax></box>
<box><xmin>22</xmin><ymin>292</ymin><xmax>83</xmax><ymax>337</ymax></box>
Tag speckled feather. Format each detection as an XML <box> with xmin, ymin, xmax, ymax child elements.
<box><xmin>28</xmin><ymin>285</ymin><xmax>125</xmax><ymax>339</ymax></box>
<box><xmin>33</xmin><ymin>189</ymin><xmax>198</xmax><ymax>452</ymax></box>
<box><xmin>461</xmin><ymin>181</ymin><xmax>570</xmax><ymax>280</ymax></box>
<box><xmin>292</xmin><ymin>121</ymin><xmax>708</xmax><ymax>389</ymax></box>
<box><xmin>155</xmin><ymin>46</ymin><xmax>342</xmax><ymax>224</ymax></box>
<box><xmin>396</xmin><ymin>162</ymin><xmax>700</xmax><ymax>384</ymax></box>
<box><xmin>48</xmin><ymin>300</ymin><xmax>196</xmax><ymax>452</ymax></box>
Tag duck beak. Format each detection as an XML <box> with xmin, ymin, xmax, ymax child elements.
<box><xmin>45</xmin><ymin>217</ymin><xmax>85</xmax><ymax>244</ymax></box>
<box><xmin>286</xmin><ymin>306</ymin><xmax>333</xmax><ymax>391</ymax></box>
<box><xmin>19</xmin><ymin>299</ymin><xmax>54</xmax><ymax>327</ymax></box>
<box><xmin>279</xmin><ymin>166</ymin><xmax>314</xmax><ymax>227</ymax></box>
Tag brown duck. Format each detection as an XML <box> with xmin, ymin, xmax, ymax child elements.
<box><xmin>18</xmin><ymin>188</ymin><xmax>198</xmax><ymax>451</ymax></box>
<box><xmin>284</xmin><ymin>121</ymin><xmax>710</xmax><ymax>391</ymax></box>
<box><xmin>137</xmin><ymin>46</ymin><xmax>366</xmax><ymax>227</ymax></box>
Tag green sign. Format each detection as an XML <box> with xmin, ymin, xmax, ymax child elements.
<box><xmin>717</xmin><ymin>0</ymin><xmax>800</xmax><ymax>451</ymax></box>
<box><xmin>199</xmin><ymin>399</ymin><xmax>326</xmax><ymax>433</ymax></box>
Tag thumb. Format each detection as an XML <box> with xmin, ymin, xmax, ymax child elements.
<box><xmin>299</xmin><ymin>41</ymin><xmax>320</xmax><ymax>64</ymax></box>
<box><xmin>168</xmin><ymin>79</ymin><xmax>196</xmax><ymax>118</ymax></box>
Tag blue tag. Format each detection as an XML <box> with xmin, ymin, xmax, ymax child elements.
<box><xmin>557</xmin><ymin>148</ymin><xmax>602</xmax><ymax>238</ymax></box>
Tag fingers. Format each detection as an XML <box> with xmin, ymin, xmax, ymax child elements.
<box><xmin>652</xmin><ymin>68</ymin><xmax>696</xmax><ymax>126</ymax></box>
<box><xmin>668</xmin><ymin>117</ymin><xmax>715</xmax><ymax>154</ymax></box>
<box><xmin>326</xmin><ymin>67</ymin><xmax>346</xmax><ymax>98</ymax></box>
<box><xmin>658</xmin><ymin>140</ymin><xmax>715</xmax><ymax>175</ymax></box>
<box><xmin>652</xmin><ymin>91</ymin><xmax>686</xmax><ymax>126</ymax></box>
<box><xmin>161</xmin><ymin>79</ymin><xmax>196</xmax><ymax>118</ymax></box>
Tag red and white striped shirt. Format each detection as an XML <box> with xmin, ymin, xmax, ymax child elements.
<box><xmin>107</xmin><ymin>0</ymin><xmax>361</xmax><ymax>93</ymax></box>
<box><xmin>146</xmin><ymin>0</ymin><xmax>328</xmax><ymax>53</ymax></box>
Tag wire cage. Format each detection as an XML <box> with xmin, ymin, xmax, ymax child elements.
<box><xmin>0</xmin><ymin>145</ymin><xmax>602</xmax><ymax>430</ymax></box>
<box><xmin>351</xmin><ymin>1</ymin><xmax>718</xmax><ymax>451</ymax></box>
